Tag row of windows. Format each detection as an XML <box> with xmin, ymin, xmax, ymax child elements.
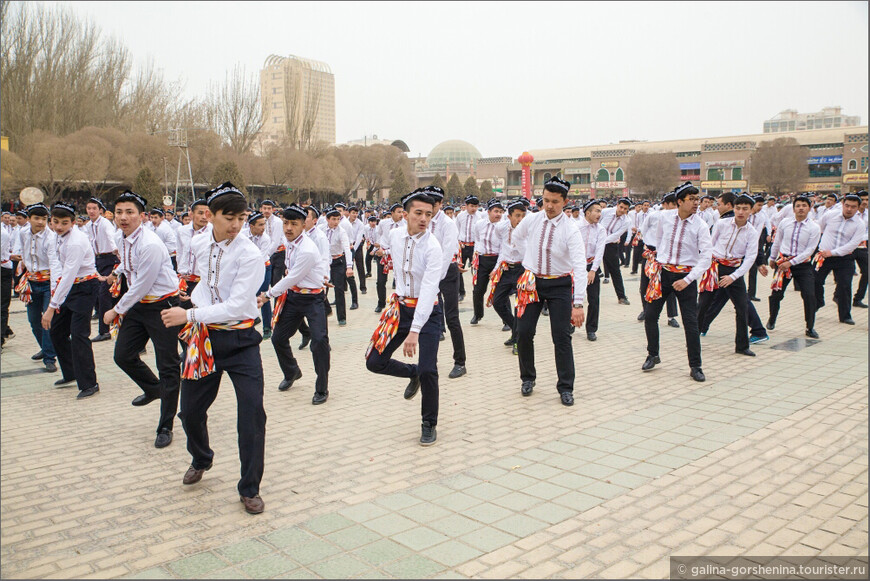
<box><xmin>592</xmin><ymin>149</ymin><xmax>634</xmax><ymax>158</ymax></box>
<box><xmin>676</xmin><ymin>151</ymin><xmax>701</xmax><ymax>158</ymax></box>
<box><xmin>807</xmin><ymin>143</ymin><xmax>842</xmax><ymax>150</ymax></box>
<box><xmin>705</xmin><ymin>168</ymin><xmax>743</xmax><ymax>180</ymax></box>
<box><xmin>703</xmin><ymin>142</ymin><xmax>751</xmax><ymax>152</ymax></box>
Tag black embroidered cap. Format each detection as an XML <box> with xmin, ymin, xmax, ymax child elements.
<box><xmin>283</xmin><ymin>204</ymin><xmax>307</xmax><ymax>221</ymax></box>
<box><xmin>205</xmin><ymin>182</ymin><xmax>245</xmax><ymax>205</ymax></box>
<box><xmin>543</xmin><ymin>176</ymin><xmax>570</xmax><ymax>195</ymax></box>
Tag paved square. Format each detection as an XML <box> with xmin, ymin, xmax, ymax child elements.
<box><xmin>1</xmin><ymin>276</ymin><xmax>866</xmax><ymax>578</ymax></box>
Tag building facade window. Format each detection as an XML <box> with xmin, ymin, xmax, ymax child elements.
<box><xmin>615</xmin><ymin>168</ymin><xmax>624</xmax><ymax>181</ymax></box>
<box><xmin>707</xmin><ymin>168</ymin><xmax>724</xmax><ymax>181</ymax></box>
<box><xmin>596</xmin><ymin>168</ymin><xmax>610</xmax><ymax>182</ymax></box>
<box><xmin>731</xmin><ymin>168</ymin><xmax>742</xmax><ymax>180</ymax></box>
<box><xmin>848</xmin><ymin>159</ymin><xmax>858</xmax><ymax>171</ymax></box>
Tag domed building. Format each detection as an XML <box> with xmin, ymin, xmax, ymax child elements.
<box><xmin>415</xmin><ymin>139</ymin><xmax>483</xmax><ymax>185</ymax></box>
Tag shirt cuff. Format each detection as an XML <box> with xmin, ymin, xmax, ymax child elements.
<box><xmin>186</xmin><ymin>308</ymin><xmax>196</xmax><ymax>323</ymax></box>
<box><xmin>410</xmin><ymin>324</ymin><xmax>423</xmax><ymax>334</ymax></box>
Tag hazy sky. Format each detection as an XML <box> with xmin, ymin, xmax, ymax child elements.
<box><xmin>51</xmin><ymin>1</ymin><xmax>869</xmax><ymax>158</ymax></box>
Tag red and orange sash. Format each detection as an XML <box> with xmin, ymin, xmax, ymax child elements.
<box><xmin>645</xmin><ymin>263</ymin><xmax>692</xmax><ymax>302</ymax></box>
<box><xmin>516</xmin><ymin>270</ymin><xmax>539</xmax><ymax>318</ymax></box>
<box><xmin>110</xmin><ymin>291</ymin><xmax>179</xmax><ymax>339</ymax></box>
<box><xmin>471</xmin><ymin>253</ymin><xmax>480</xmax><ymax>286</ymax></box>
<box><xmin>380</xmin><ymin>254</ymin><xmax>393</xmax><ymax>274</ymax></box>
<box><xmin>770</xmin><ymin>253</ymin><xmax>795</xmax><ymax>291</ymax></box>
<box><xmin>365</xmin><ymin>294</ymin><xmax>420</xmax><ymax>359</ymax></box>
<box><xmin>699</xmin><ymin>257</ymin><xmax>743</xmax><ymax>293</ymax></box>
<box><xmin>271</xmin><ymin>286</ymin><xmax>323</xmax><ymax>328</ymax></box>
<box><xmin>179</xmin><ymin>319</ymin><xmax>256</xmax><ymax>379</ymax></box>
<box><xmin>15</xmin><ymin>269</ymin><xmax>51</xmax><ymax>303</ymax></box>
<box><xmin>631</xmin><ymin>231</ymin><xmax>642</xmax><ymax>247</ymax></box>
<box><xmin>486</xmin><ymin>261</ymin><xmax>508</xmax><ymax>307</ymax></box>
<box><xmin>812</xmin><ymin>252</ymin><xmax>825</xmax><ymax>272</ymax></box>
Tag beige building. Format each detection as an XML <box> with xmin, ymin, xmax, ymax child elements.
<box><xmin>259</xmin><ymin>54</ymin><xmax>336</xmax><ymax>149</ymax></box>
<box><xmin>764</xmin><ymin>107</ymin><xmax>861</xmax><ymax>133</ymax></box>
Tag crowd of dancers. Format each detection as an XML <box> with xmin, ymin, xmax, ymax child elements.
<box><xmin>0</xmin><ymin>179</ymin><xmax>866</xmax><ymax>514</ymax></box>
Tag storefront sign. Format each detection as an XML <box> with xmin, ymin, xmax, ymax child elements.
<box><xmin>704</xmin><ymin>161</ymin><xmax>744</xmax><ymax>168</ymax></box>
<box><xmin>592</xmin><ymin>181</ymin><xmax>627</xmax><ymax>189</ymax></box>
<box><xmin>564</xmin><ymin>168</ymin><xmax>591</xmax><ymax>174</ymax></box>
<box><xmin>571</xmin><ymin>187</ymin><xmax>593</xmax><ymax>195</ymax></box>
<box><xmin>843</xmin><ymin>173</ymin><xmax>868</xmax><ymax>184</ymax></box>
<box><xmin>599</xmin><ymin>162</ymin><xmax>619</xmax><ymax>168</ymax></box>
<box><xmin>807</xmin><ymin>155</ymin><xmax>842</xmax><ymax>164</ymax></box>
<box><xmin>700</xmin><ymin>180</ymin><xmax>748</xmax><ymax>189</ymax></box>
<box><xmin>679</xmin><ymin>162</ymin><xmax>701</xmax><ymax>170</ymax></box>
<box><xmin>802</xmin><ymin>182</ymin><xmax>841</xmax><ymax>190</ymax></box>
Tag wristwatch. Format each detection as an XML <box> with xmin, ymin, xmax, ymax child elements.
<box><xmin>573</xmin><ymin>303</ymin><xmax>583</xmax><ymax>309</ymax></box>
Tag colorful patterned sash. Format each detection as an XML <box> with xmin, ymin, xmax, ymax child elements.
<box><xmin>812</xmin><ymin>252</ymin><xmax>825</xmax><ymax>271</ymax></box>
<box><xmin>276</xmin><ymin>244</ymin><xmax>286</xmax><ymax>252</ymax></box>
<box><xmin>179</xmin><ymin>319</ymin><xmax>256</xmax><ymax>379</ymax></box>
<box><xmin>516</xmin><ymin>270</ymin><xmax>538</xmax><ymax>318</ymax></box>
<box><xmin>365</xmin><ymin>294</ymin><xmax>420</xmax><ymax>359</ymax></box>
<box><xmin>109</xmin><ymin>276</ymin><xmax>122</xmax><ymax>298</ymax></box>
<box><xmin>859</xmin><ymin>241</ymin><xmax>867</xmax><ymax>249</ymax></box>
<box><xmin>110</xmin><ymin>291</ymin><xmax>179</xmax><ymax>339</ymax></box>
<box><xmin>16</xmin><ymin>269</ymin><xmax>51</xmax><ymax>304</ymax></box>
<box><xmin>271</xmin><ymin>286</ymin><xmax>323</xmax><ymax>327</ymax></box>
<box><xmin>380</xmin><ymin>254</ymin><xmax>393</xmax><ymax>274</ymax></box>
<box><xmin>631</xmin><ymin>231</ymin><xmax>642</xmax><ymax>247</ymax></box>
<box><xmin>770</xmin><ymin>253</ymin><xmax>795</xmax><ymax>291</ymax></box>
<box><xmin>471</xmin><ymin>253</ymin><xmax>480</xmax><ymax>286</ymax></box>
<box><xmin>486</xmin><ymin>261</ymin><xmax>508</xmax><ymax>307</ymax></box>
<box><xmin>699</xmin><ymin>257</ymin><xmax>743</xmax><ymax>293</ymax></box>
<box><xmin>644</xmin><ymin>263</ymin><xmax>692</xmax><ymax>302</ymax></box>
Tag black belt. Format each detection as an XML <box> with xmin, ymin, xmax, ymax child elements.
<box><xmin>96</xmin><ymin>252</ymin><xmax>114</xmax><ymax>257</ymax></box>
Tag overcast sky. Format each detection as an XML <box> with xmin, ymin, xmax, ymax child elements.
<box><xmin>51</xmin><ymin>1</ymin><xmax>869</xmax><ymax>158</ymax></box>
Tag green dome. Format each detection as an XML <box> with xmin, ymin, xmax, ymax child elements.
<box><xmin>426</xmin><ymin>140</ymin><xmax>482</xmax><ymax>167</ymax></box>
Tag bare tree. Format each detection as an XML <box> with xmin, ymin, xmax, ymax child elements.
<box><xmin>749</xmin><ymin>137</ymin><xmax>808</xmax><ymax>195</ymax></box>
<box><xmin>626</xmin><ymin>151</ymin><xmax>680</xmax><ymax>198</ymax></box>
<box><xmin>205</xmin><ymin>63</ymin><xmax>266</xmax><ymax>155</ymax></box>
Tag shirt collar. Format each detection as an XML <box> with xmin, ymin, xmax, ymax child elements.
<box><xmin>545</xmin><ymin>212</ymin><xmax>565</xmax><ymax>225</ymax></box>
<box><xmin>124</xmin><ymin>224</ymin><xmax>144</xmax><ymax>242</ymax></box>
<box><xmin>210</xmin><ymin>232</ymin><xmax>235</xmax><ymax>249</ymax></box>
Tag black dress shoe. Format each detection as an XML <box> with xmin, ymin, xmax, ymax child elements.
<box><xmin>338</xmin><ymin>320</ymin><xmax>347</xmax><ymax>327</ymax></box>
<box><xmin>458</xmin><ymin>294</ymin><xmax>465</xmax><ymax>302</ymax></box>
<box><xmin>31</xmin><ymin>350</ymin><xmax>44</xmax><ymax>360</ymax></box>
<box><xmin>183</xmin><ymin>462</ymin><xmax>212</xmax><ymax>485</ymax></box>
<box><xmin>448</xmin><ymin>365</ymin><xmax>466</xmax><ymax>379</ymax></box>
<box><xmin>587</xmin><ymin>332</ymin><xmax>597</xmax><ymax>341</ymax></box>
<box><xmin>853</xmin><ymin>300</ymin><xmax>868</xmax><ymax>308</ymax></box>
<box><xmin>404</xmin><ymin>376</ymin><xmax>421</xmax><ymax>399</ymax></box>
<box><xmin>278</xmin><ymin>368</ymin><xmax>303</xmax><ymax>391</ymax></box>
<box><xmin>54</xmin><ymin>377</ymin><xmax>76</xmax><ymax>387</ymax></box>
<box><xmin>76</xmin><ymin>385</ymin><xmax>100</xmax><ymax>399</ymax></box>
<box><xmin>361</xmin><ymin>288</ymin><xmax>367</xmax><ymax>294</ymax></box>
<box><xmin>542</xmin><ymin>306</ymin><xmax>549</xmax><ymax>317</ymax></box>
<box><xmin>90</xmin><ymin>333</ymin><xmax>111</xmax><ymax>343</ymax></box>
<box><xmin>766</xmin><ymin>319</ymin><xmax>776</xmax><ymax>331</ymax></box>
<box><xmin>420</xmin><ymin>421</ymin><xmax>437</xmax><ymax>446</ymax></box>
<box><xmin>618</xmin><ymin>298</ymin><xmax>631</xmax><ymax>305</ymax></box>
<box><xmin>312</xmin><ymin>392</ymin><xmax>328</xmax><ymax>405</ymax></box>
<box><xmin>641</xmin><ymin>355</ymin><xmax>660</xmax><ymax>371</ymax></box>
<box><xmin>512</xmin><ymin>343</ymin><xmax>518</xmax><ymax>355</ymax></box>
<box><xmin>735</xmin><ymin>348</ymin><xmax>756</xmax><ymax>357</ymax></box>
<box><xmin>132</xmin><ymin>392</ymin><xmax>160</xmax><ymax>406</ymax></box>
<box><xmin>349</xmin><ymin>303</ymin><xmax>359</xmax><ymax>310</ymax></box>
<box><xmin>154</xmin><ymin>429</ymin><xmax>173</xmax><ymax>448</ymax></box>
<box><xmin>502</xmin><ymin>324</ymin><xmax>511</xmax><ymax>332</ymax></box>
<box><xmin>44</xmin><ymin>361</ymin><xmax>57</xmax><ymax>373</ymax></box>
<box><xmin>690</xmin><ymin>367</ymin><xmax>706</xmax><ymax>382</ymax></box>
<box><xmin>298</xmin><ymin>335</ymin><xmax>311</xmax><ymax>350</ymax></box>
<box><xmin>374</xmin><ymin>306</ymin><xmax>383</xmax><ymax>313</ymax></box>
<box><xmin>805</xmin><ymin>329</ymin><xmax>820</xmax><ymax>339</ymax></box>
<box><xmin>503</xmin><ymin>337</ymin><xmax>514</xmax><ymax>346</ymax></box>
<box><xmin>560</xmin><ymin>392</ymin><xmax>574</xmax><ymax>406</ymax></box>
<box><xmin>440</xmin><ymin>333</ymin><xmax>445</xmax><ymax>341</ymax></box>
<box><xmin>842</xmin><ymin>318</ymin><xmax>855</xmax><ymax>325</ymax></box>
<box><xmin>521</xmin><ymin>380</ymin><xmax>535</xmax><ymax>396</ymax></box>
<box><xmin>637</xmin><ymin>311</ymin><xmax>645</xmax><ymax>321</ymax></box>
<box><xmin>469</xmin><ymin>315</ymin><xmax>480</xmax><ymax>325</ymax></box>
<box><xmin>667</xmin><ymin>317</ymin><xmax>680</xmax><ymax>328</ymax></box>
<box><xmin>750</xmin><ymin>296</ymin><xmax>761</xmax><ymax>302</ymax></box>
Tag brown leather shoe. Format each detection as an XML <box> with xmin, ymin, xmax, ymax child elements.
<box><xmin>182</xmin><ymin>463</ymin><xmax>211</xmax><ymax>485</ymax></box>
<box><xmin>240</xmin><ymin>495</ymin><xmax>265</xmax><ymax>514</ymax></box>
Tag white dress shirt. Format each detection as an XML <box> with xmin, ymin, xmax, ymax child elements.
<box><xmin>1</xmin><ymin>225</ymin><xmax>14</xmax><ymax>270</ymax></box>
<box><xmin>387</xmin><ymin>228</ymin><xmax>443</xmax><ymax>333</ymax></box>
<box><xmin>49</xmin><ymin>227</ymin><xmax>98</xmax><ymax>310</ymax></box>
<box><xmin>168</xmin><ymin>219</ymin><xmax>182</xmax><ymax>232</ymax></box>
<box><xmin>267</xmin><ymin>233</ymin><xmax>329</xmax><ymax>297</ymax></box>
<box><xmin>577</xmin><ymin>219</ymin><xmax>606</xmax><ymax>272</ymax></box>
<box><xmin>176</xmin><ymin>222</ymin><xmax>213</xmax><ymax>276</ymax></box>
<box><xmin>769</xmin><ymin>217</ymin><xmax>821</xmax><ymax>265</ymax></box>
<box><xmin>154</xmin><ymin>221</ymin><xmax>178</xmax><ymax>254</ymax></box>
<box><xmin>187</xmin><ymin>232</ymin><xmax>264</xmax><ymax>325</ymax></box>
<box><xmin>320</xmin><ymin>224</ymin><xmax>352</xmax><ymax>263</ymax></box>
<box><xmin>455</xmin><ymin>209</ymin><xmax>484</xmax><ymax>243</ymax></box>
<box><xmin>86</xmin><ymin>215</ymin><xmax>117</xmax><ymax>255</ymax></box>
<box><xmin>263</xmin><ymin>214</ymin><xmax>284</xmax><ymax>255</ymax></box>
<box><xmin>600</xmin><ymin>208</ymin><xmax>631</xmax><ymax>244</ymax></box>
<box><xmin>305</xmin><ymin>226</ymin><xmax>331</xmax><ymax>270</ymax></box>
<box><xmin>495</xmin><ymin>220</ymin><xmax>526</xmax><ymax>265</ymax></box>
<box><xmin>747</xmin><ymin>211</ymin><xmax>769</xmax><ymax>236</ymax></box>
<box><xmin>652</xmin><ymin>209</ymin><xmax>713</xmax><ymax>284</ymax></box>
<box><xmin>244</xmin><ymin>231</ymin><xmax>273</xmax><ymax>264</ymax></box>
<box><xmin>473</xmin><ymin>218</ymin><xmax>503</xmax><ymax>255</ymax></box>
<box><xmin>640</xmin><ymin>208</ymin><xmax>663</xmax><ymax>248</ymax></box>
<box><xmin>512</xmin><ymin>211</ymin><xmax>587</xmax><ymax>304</ymax></box>
<box><xmin>817</xmin><ymin>210</ymin><xmax>865</xmax><ymax>256</ymax></box>
<box><xmin>18</xmin><ymin>225</ymin><xmax>60</xmax><ymax>286</ymax></box>
<box><xmin>348</xmin><ymin>218</ymin><xmax>365</xmax><ymax>251</ymax></box>
<box><xmin>428</xmin><ymin>210</ymin><xmax>459</xmax><ymax>280</ymax></box>
<box><xmin>771</xmin><ymin>204</ymin><xmax>794</xmax><ymax>228</ymax></box>
<box><xmin>364</xmin><ymin>224</ymin><xmax>379</xmax><ymax>246</ymax></box>
<box><xmin>113</xmin><ymin>225</ymin><xmax>180</xmax><ymax>315</ymax></box>
<box><xmin>710</xmin><ymin>218</ymin><xmax>759</xmax><ymax>280</ymax></box>
<box><xmin>376</xmin><ymin>217</ymin><xmax>405</xmax><ymax>249</ymax></box>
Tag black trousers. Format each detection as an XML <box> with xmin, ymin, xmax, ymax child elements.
<box><xmin>95</xmin><ymin>253</ymin><xmax>120</xmax><ymax>335</ymax></box>
<box><xmin>643</xmin><ymin>270</ymin><xmax>702</xmax><ymax>368</ymax></box>
<box><xmin>376</xmin><ymin>257</ymin><xmax>389</xmax><ymax>309</ymax></box>
<box><xmin>697</xmin><ymin>265</ymin><xmax>749</xmax><ymax>351</ymax></box>
<box><xmin>640</xmin><ymin>260</ymin><xmax>677</xmax><ymax>318</ymax></box>
<box><xmin>270</xmin><ymin>250</ymin><xmax>286</xmax><ymax>287</ymax></box>
<box><xmin>271</xmin><ymin>292</ymin><xmax>330</xmax><ymax>394</ymax></box>
<box><xmin>472</xmin><ymin>254</ymin><xmax>499</xmax><ymax>319</ymax></box>
<box><xmin>619</xmin><ymin>232</ymin><xmax>631</xmax><ymax>266</ymax></box>
<box><xmin>50</xmin><ymin>279</ymin><xmax>99</xmax><ymax>390</ymax></box>
<box><xmin>854</xmin><ymin>247</ymin><xmax>868</xmax><ymax>302</ymax></box>
<box><xmin>366</xmin><ymin>303</ymin><xmax>442</xmax><ymax>425</ymax></box>
<box><xmin>630</xmin><ymin>243</ymin><xmax>644</xmax><ymax>273</ymax></box>
<box><xmin>365</xmin><ymin>244</ymin><xmax>376</xmax><ymax>277</ymax></box>
<box><xmin>747</xmin><ymin>229</ymin><xmax>768</xmax><ymax>298</ymax></box>
<box><xmin>769</xmin><ymin>262</ymin><xmax>816</xmax><ymax>330</ymax></box>
<box><xmin>492</xmin><ymin>263</ymin><xmax>523</xmax><ymax>340</ymax></box>
<box><xmin>815</xmin><ymin>255</ymin><xmax>855</xmax><ymax>322</ymax></box>
<box><xmin>585</xmin><ymin>264</ymin><xmax>601</xmax><ymax>333</ymax></box>
<box><xmin>113</xmin><ymin>297</ymin><xmax>182</xmax><ymax>433</ymax></box>
<box><xmin>330</xmin><ymin>256</ymin><xmax>348</xmax><ymax>321</ymax></box>
<box><xmin>458</xmin><ymin>244</ymin><xmax>474</xmax><ymax>297</ymax></box>
<box><xmin>699</xmin><ymin>289</ymin><xmax>767</xmax><ymax>338</ymax></box>
<box><xmin>603</xmin><ymin>243</ymin><xmax>627</xmax><ymax>300</ymax></box>
<box><xmin>516</xmin><ymin>276</ymin><xmax>574</xmax><ymax>393</ymax></box>
<box><xmin>438</xmin><ymin>263</ymin><xmax>466</xmax><ymax>366</ymax></box>
<box><xmin>179</xmin><ymin>327</ymin><xmax>265</xmax><ymax>498</ymax></box>
<box><xmin>353</xmin><ymin>245</ymin><xmax>366</xmax><ymax>292</ymax></box>
<box><xmin>0</xmin><ymin>267</ymin><xmax>11</xmax><ymax>341</ymax></box>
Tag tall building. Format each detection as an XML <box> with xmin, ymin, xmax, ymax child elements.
<box><xmin>764</xmin><ymin>107</ymin><xmax>860</xmax><ymax>133</ymax></box>
<box><xmin>259</xmin><ymin>54</ymin><xmax>336</xmax><ymax>149</ymax></box>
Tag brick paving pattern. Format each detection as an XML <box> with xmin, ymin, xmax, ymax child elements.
<box><xmin>1</xmin><ymin>273</ymin><xmax>866</xmax><ymax>578</ymax></box>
